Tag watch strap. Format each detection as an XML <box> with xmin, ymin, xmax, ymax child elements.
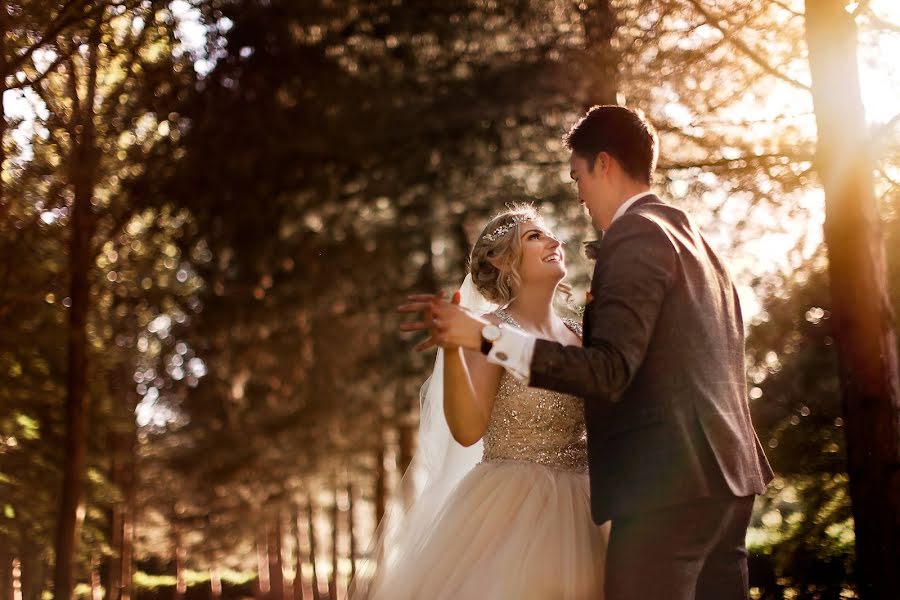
<box><xmin>480</xmin><ymin>335</ymin><xmax>493</xmax><ymax>356</ymax></box>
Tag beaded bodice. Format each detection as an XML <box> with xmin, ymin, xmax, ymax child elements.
<box><xmin>481</xmin><ymin>310</ymin><xmax>589</xmax><ymax>473</ymax></box>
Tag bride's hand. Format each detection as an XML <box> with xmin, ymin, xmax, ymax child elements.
<box><xmin>398</xmin><ymin>290</ymin><xmax>447</xmax><ymax>352</ymax></box>
<box><xmin>430</xmin><ymin>293</ymin><xmax>486</xmax><ymax>351</ymax></box>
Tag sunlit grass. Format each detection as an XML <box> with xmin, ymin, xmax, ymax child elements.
<box><xmin>66</xmin><ymin>569</ymin><xmax>259</xmax><ymax>599</ymax></box>
<box><xmin>133</xmin><ymin>569</ymin><xmax>257</xmax><ymax>589</ymax></box>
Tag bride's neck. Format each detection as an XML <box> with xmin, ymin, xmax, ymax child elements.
<box><xmin>505</xmin><ymin>282</ymin><xmax>559</xmax><ymax>336</ymax></box>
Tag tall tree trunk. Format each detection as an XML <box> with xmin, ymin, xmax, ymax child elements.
<box><xmin>0</xmin><ymin>0</ymin><xmax>7</xmax><ymax>215</ymax></box>
<box><xmin>106</xmin><ymin>429</ymin><xmax>127</xmax><ymax>600</ymax></box>
<box><xmin>209</xmin><ymin>565</ymin><xmax>222</xmax><ymax>600</ymax></box>
<box><xmin>397</xmin><ymin>423</ymin><xmax>414</xmax><ymax>475</ymax></box>
<box><xmin>397</xmin><ymin>421</ymin><xmax>415</xmax><ymax>507</ymax></box>
<box><xmin>0</xmin><ymin>547</ymin><xmax>10</xmax><ymax>600</ymax></box>
<box><xmin>372</xmin><ymin>432</ymin><xmax>388</xmax><ymax>594</ymax></box>
<box><xmin>328</xmin><ymin>483</ymin><xmax>338</xmax><ymax>600</ymax></box>
<box><xmin>122</xmin><ymin>434</ymin><xmax>138</xmax><ymax>600</ymax></box>
<box><xmin>173</xmin><ymin>532</ymin><xmax>186</xmax><ymax>600</ymax></box>
<box><xmin>291</xmin><ymin>507</ymin><xmax>304</xmax><ymax>600</ymax></box>
<box><xmin>305</xmin><ymin>498</ymin><xmax>321</xmax><ymax>600</ymax></box>
<box><xmin>345</xmin><ymin>478</ymin><xmax>356</xmax><ymax>583</ymax></box>
<box><xmin>267</xmin><ymin>517</ymin><xmax>285</xmax><ymax>600</ymax></box>
<box><xmin>255</xmin><ymin>526</ymin><xmax>270</xmax><ymax>600</ymax></box>
<box><xmin>19</xmin><ymin>538</ymin><xmax>43</xmax><ymax>600</ymax></box>
<box><xmin>90</xmin><ymin>555</ymin><xmax>102</xmax><ymax>600</ymax></box>
<box><xmin>107</xmin><ymin>380</ymin><xmax>138</xmax><ymax>600</ymax></box>
<box><xmin>53</xmin><ymin>13</ymin><xmax>103</xmax><ymax>600</ymax></box>
<box><xmin>374</xmin><ymin>434</ymin><xmax>387</xmax><ymax>527</ymax></box>
<box><xmin>805</xmin><ymin>2</ymin><xmax>900</xmax><ymax>597</ymax></box>
<box><xmin>10</xmin><ymin>560</ymin><xmax>20</xmax><ymax>600</ymax></box>
<box><xmin>578</xmin><ymin>0</ymin><xmax>618</xmax><ymax>108</ymax></box>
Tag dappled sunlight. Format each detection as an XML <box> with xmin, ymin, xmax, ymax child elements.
<box><xmin>1</xmin><ymin>0</ymin><xmax>898</xmax><ymax>599</ymax></box>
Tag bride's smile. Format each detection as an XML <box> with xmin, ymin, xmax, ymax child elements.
<box><xmin>518</xmin><ymin>222</ymin><xmax>567</xmax><ymax>282</ymax></box>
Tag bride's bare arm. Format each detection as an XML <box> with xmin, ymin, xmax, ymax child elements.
<box><xmin>443</xmin><ymin>329</ymin><xmax>504</xmax><ymax>447</ymax></box>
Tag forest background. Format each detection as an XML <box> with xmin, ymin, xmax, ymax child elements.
<box><xmin>2</xmin><ymin>0</ymin><xmax>900</xmax><ymax>599</ymax></box>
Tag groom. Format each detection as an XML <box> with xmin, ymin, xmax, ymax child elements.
<box><xmin>404</xmin><ymin>105</ymin><xmax>774</xmax><ymax>600</ymax></box>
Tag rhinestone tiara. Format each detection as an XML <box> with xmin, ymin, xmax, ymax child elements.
<box><xmin>481</xmin><ymin>214</ymin><xmax>533</xmax><ymax>242</ymax></box>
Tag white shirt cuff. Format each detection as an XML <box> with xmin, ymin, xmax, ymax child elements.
<box><xmin>486</xmin><ymin>324</ymin><xmax>535</xmax><ymax>383</ymax></box>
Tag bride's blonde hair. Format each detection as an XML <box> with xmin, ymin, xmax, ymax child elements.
<box><xmin>469</xmin><ymin>204</ymin><xmax>571</xmax><ymax>307</ymax></box>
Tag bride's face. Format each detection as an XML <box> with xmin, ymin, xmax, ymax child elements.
<box><xmin>516</xmin><ymin>220</ymin><xmax>566</xmax><ymax>284</ymax></box>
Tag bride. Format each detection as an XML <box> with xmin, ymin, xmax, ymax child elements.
<box><xmin>349</xmin><ymin>205</ymin><xmax>608</xmax><ymax>599</ymax></box>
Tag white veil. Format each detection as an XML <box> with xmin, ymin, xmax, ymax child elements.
<box><xmin>347</xmin><ymin>274</ymin><xmax>497</xmax><ymax>598</ymax></box>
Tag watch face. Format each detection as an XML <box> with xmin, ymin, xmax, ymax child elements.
<box><xmin>482</xmin><ymin>324</ymin><xmax>501</xmax><ymax>342</ymax></box>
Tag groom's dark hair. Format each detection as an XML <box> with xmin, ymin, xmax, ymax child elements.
<box><xmin>563</xmin><ymin>105</ymin><xmax>658</xmax><ymax>184</ymax></box>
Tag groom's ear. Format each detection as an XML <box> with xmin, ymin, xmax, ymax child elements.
<box><xmin>592</xmin><ymin>152</ymin><xmax>611</xmax><ymax>176</ymax></box>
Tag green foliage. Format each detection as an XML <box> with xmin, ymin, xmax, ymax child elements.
<box><xmin>745</xmin><ymin>209</ymin><xmax>900</xmax><ymax>596</ymax></box>
<box><xmin>1</xmin><ymin>0</ymin><xmax>199</xmax><ymax>595</ymax></box>
<box><xmin>1</xmin><ymin>0</ymin><xmax>898</xmax><ymax>597</ymax></box>
<box><xmin>745</xmin><ymin>259</ymin><xmax>857</xmax><ymax>596</ymax></box>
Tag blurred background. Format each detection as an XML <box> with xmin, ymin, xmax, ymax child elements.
<box><xmin>1</xmin><ymin>0</ymin><xmax>899</xmax><ymax>599</ymax></box>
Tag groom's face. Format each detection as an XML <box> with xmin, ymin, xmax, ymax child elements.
<box><xmin>570</xmin><ymin>152</ymin><xmax>612</xmax><ymax>231</ymax></box>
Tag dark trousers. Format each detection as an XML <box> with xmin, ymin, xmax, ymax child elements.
<box><xmin>604</xmin><ymin>495</ymin><xmax>755</xmax><ymax>600</ymax></box>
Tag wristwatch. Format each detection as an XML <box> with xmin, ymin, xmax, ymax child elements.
<box><xmin>480</xmin><ymin>323</ymin><xmax>502</xmax><ymax>355</ymax></box>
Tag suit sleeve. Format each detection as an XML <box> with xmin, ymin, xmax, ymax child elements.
<box><xmin>529</xmin><ymin>215</ymin><xmax>676</xmax><ymax>403</ymax></box>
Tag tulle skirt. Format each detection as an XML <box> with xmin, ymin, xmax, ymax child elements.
<box><xmin>367</xmin><ymin>459</ymin><xmax>609</xmax><ymax>599</ymax></box>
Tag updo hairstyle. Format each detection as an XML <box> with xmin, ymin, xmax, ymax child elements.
<box><xmin>468</xmin><ymin>204</ymin><xmax>540</xmax><ymax>307</ymax></box>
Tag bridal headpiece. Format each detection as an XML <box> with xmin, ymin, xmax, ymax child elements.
<box><xmin>481</xmin><ymin>213</ymin><xmax>533</xmax><ymax>242</ymax></box>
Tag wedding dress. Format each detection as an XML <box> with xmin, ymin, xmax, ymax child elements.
<box><xmin>352</xmin><ymin>308</ymin><xmax>609</xmax><ymax>599</ymax></box>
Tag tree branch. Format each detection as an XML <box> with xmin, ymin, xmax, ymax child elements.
<box><xmin>875</xmin><ymin>112</ymin><xmax>900</xmax><ymax>137</ymax></box>
<box><xmin>93</xmin><ymin>204</ymin><xmax>138</xmax><ymax>262</ymax></box>
<box><xmin>101</xmin><ymin>8</ymin><xmax>154</xmax><ymax>119</ymax></box>
<box><xmin>684</xmin><ymin>0</ymin><xmax>812</xmax><ymax>92</ymax></box>
<box><xmin>6</xmin><ymin>47</ymin><xmax>74</xmax><ymax>91</ymax></box>
<box><xmin>769</xmin><ymin>0</ymin><xmax>805</xmax><ymax>19</ymax></box>
<box><xmin>875</xmin><ymin>167</ymin><xmax>899</xmax><ymax>190</ymax></box>
<box><xmin>872</xmin><ymin>113</ymin><xmax>900</xmax><ymax>159</ymax></box>
<box><xmin>861</xmin><ymin>10</ymin><xmax>900</xmax><ymax>33</ymax></box>
<box><xmin>65</xmin><ymin>56</ymin><xmax>82</xmax><ymax>118</ymax></box>
<box><xmin>32</xmin><ymin>77</ymin><xmax>74</xmax><ymax>139</ymax></box>
<box><xmin>0</xmin><ymin>226</ymin><xmax>25</xmax><ymax>303</ymax></box>
<box><xmin>659</xmin><ymin>152</ymin><xmax>814</xmax><ymax>171</ymax></box>
<box><xmin>3</xmin><ymin>0</ymin><xmax>94</xmax><ymax>77</ymax></box>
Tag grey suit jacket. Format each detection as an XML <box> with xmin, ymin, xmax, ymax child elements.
<box><xmin>530</xmin><ymin>195</ymin><xmax>774</xmax><ymax>524</ymax></box>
